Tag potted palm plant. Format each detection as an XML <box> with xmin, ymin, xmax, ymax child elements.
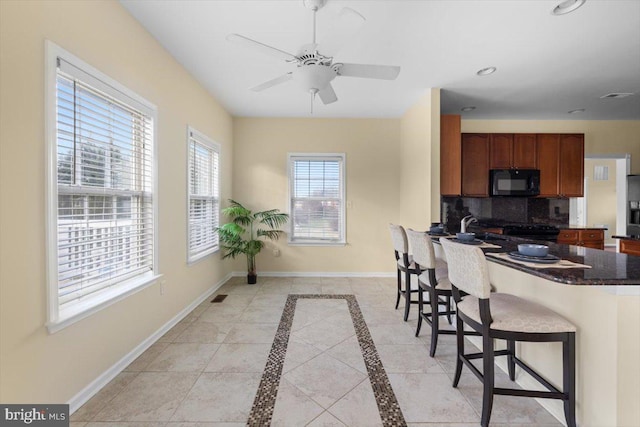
<box><xmin>216</xmin><ymin>199</ymin><xmax>289</xmax><ymax>284</ymax></box>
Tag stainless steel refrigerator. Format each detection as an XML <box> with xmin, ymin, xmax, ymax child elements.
<box><xmin>627</xmin><ymin>175</ymin><xmax>640</xmax><ymax>236</ymax></box>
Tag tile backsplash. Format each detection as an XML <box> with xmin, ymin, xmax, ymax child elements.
<box><xmin>441</xmin><ymin>197</ymin><xmax>569</xmax><ymax>232</ymax></box>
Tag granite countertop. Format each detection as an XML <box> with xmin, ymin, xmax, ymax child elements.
<box><xmin>560</xmin><ymin>225</ymin><xmax>608</xmax><ymax>230</ymax></box>
<box><xmin>433</xmin><ymin>235</ymin><xmax>640</xmax><ymax>286</ymax></box>
<box><xmin>612</xmin><ymin>235</ymin><xmax>640</xmax><ymax>240</ymax></box>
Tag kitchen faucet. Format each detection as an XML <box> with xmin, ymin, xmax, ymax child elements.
<box><xmin>460</xmin><ymin>215</ymin><xmax>477</xmax><ymax>233</ymax></box>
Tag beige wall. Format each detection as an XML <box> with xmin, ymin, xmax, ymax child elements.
<box><xmin>398</xmin><ymin>89</ymin><xmax>440</xmax><ymax>229</ymax></box>
<box><xmin>0</xmin><ymin>0</ymin><xmax>233</xmax><ymax>403</ymax></box>
<box><xmin>462</xmin><ymin>120</ymin><xmax>640</xmax><ymax>172</ymax></box>
<box><xmin>232</xmin><ymin>118</ymin><xmax>401</xmax><ymax>273</ymax></box>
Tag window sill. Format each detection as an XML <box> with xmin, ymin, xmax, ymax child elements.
<box><xmin>288</xmin><ymin>241</ymin><xmax>347</xmax><ymax>247</ymax></box>
<box><xmin>47</xmin><ymin>272</ymin><xmax>162</xmax><ymax>334</ymax></box>
<box><xmin>188</xmin><ymin>247</ymin><xmax>220</xmax><ymax>265</ymax></box>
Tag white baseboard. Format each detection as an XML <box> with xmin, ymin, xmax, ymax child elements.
<box><xmin>67</xmin><ymin>272</ymin><xmax>233</xmax><ymax>414</ymax></box>
<box><xmin>231</xmin><ymin>271</ymin><xmax>395</xmax><ymax>278</ymax></box>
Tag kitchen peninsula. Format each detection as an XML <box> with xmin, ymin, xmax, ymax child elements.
<box><xmin>433</xmin><ymin>238</ymin><xmax>640</xmax><ymax>426</ymax></box>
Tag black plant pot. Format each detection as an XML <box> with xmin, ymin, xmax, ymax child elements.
<box><xmin>247</xmin><ymin>274</ymin><xmax>257</xmax><ymax>285</ymax></box>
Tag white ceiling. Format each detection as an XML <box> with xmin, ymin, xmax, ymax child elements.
<box><xmin>120</xmin><ymin>0</ymin><xmax>640</xmax><ymax>120</ymax></box>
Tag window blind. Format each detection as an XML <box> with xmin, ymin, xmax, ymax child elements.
<box><xmin>55</xmin><ymin>66</ymin><xmax>154</xmax><ymax>307</ymax></box>
<box><xmin>289</xmin><ymin>155</ymin><xmax>345</xmax><ymax>243</ymax></box>
<box><xmin>188</xmin><ymin>131</ymin><xmax>220</xmax><ymax>260</ymax></box>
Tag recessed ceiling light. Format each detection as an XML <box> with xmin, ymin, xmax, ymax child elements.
<box><xmin>552</xmin><ymin>0</ymin><xmax>586</xmax><ymax>15</ymax></box>
<box><xmin>461</xmin><ymin>106</ymin><xmax>476</xmax><ymax>112</ymax></box>
<box><xmin>568</xmin><ymin>108</ymin><xmax>585</xmax><ymax>114</ymax></box>
<box><xmin>476</xmin><ymin>67</ymin><xmax>497</xmax><ymax>76</ymax></box>
<box><xmin>600</xmin><ymin>93</ymin><xmax>634</xmax><ymax>99</ymax></box>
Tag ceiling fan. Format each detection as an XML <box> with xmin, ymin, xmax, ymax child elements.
<box><xmin>226</xmin><ymin>0</ymin><xmax>401</xmax><ymax>112</ymax></box>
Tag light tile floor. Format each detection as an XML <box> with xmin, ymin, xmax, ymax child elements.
<box><xmin>71</xmin><ymin>276</ymin><xmax>562</xmax><ymax>427</ymax></box>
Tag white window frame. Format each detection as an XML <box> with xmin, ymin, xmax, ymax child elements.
<box><xmin>186</xmin><ymin>126</ymin><xmax>220</xmax><ymax>263</ymax></box>
<box><xmin>45</xmin><ymin>41</ymin><xmax>160</xmax><ymax>333</ymax></box>
<box><xmin>287</xmin><ymin>153</ymin><xmax>346</xmax><ymax>246</ymax></box>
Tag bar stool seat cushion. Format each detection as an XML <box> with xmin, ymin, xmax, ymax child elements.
<box><xmin>458</xmin><ymin>293</ymin><xmax>577</xmax><ymax>334</ymax></box>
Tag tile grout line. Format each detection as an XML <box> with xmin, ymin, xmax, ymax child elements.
<box><xmin>246</xmin><ymin>294</ymin><xmax>407</xmax><ymax>427</ymax></box>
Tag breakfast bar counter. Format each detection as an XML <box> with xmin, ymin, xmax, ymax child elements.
<box><xmin>433</xmin><ymin>236</ymin><xmax>640</xmax><ymax>426</ymax></box>
<box><xmin>477</xmin><ymin>238</ymin><xmax>640</xmax><ymax>286</ymax></box>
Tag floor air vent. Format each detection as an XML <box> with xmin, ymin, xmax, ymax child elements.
<box><xmin>211</xmin><ymin>295</ymin><xmax>227</xmax><ymax>303</ymax></box>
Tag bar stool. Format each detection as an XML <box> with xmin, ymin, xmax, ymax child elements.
<box><xmin>388</xmin><ymin>223</ymin><xmax>424</xmax><ymax>321</ymax></box>
<box><xmin>440</xmin><ymin>238</ymin><xmax>576</xmax><ymax>427</ymax></box>
<box><xmin>405</xmin><ymin>229</ymin><xmax>456</xmax><ymax>356</ymax></box>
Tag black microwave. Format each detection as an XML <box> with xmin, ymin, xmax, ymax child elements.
<box><xmin>490</xmin><ymin>169</ymin><xmax>540</xmax><ymax>196</ymax></box>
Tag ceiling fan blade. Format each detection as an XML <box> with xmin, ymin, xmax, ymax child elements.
<box><xmin>337</xmin><ymin>63</ymin><xmax>401</xmax><ymax>80</ymax></box>
<box><xmin>226</xmin><ymin>34</ymin><xmax>297</xmax><ymax>62</ymax></box>
<box><xmin>318</xmin><ymin>83</ymin><xmax>338</xmax><ymax>104</ymax></box>
<box><xmin>319</xmin><ymin>7</ymin><xmax>366</xmax><ymax>57</ymax></box>
<box><xmin>250</xmin><ymin>73</ymin><xmax>293</xmax><ymax>92</ymax></box>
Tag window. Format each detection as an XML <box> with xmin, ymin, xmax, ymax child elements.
<box><xmin>46</xmin><ymin>42</ymin><xmax>158</xmax><ymax>332</ymax></box>
<box><xmin>187</xmin><ymin>128</ymin><xmax>220</xmax><ymax>262</ymax></box>
<box><xmin>288</xmin><ymin>153</ymin><xmax>346</xmax><ymax>245</ymax></box>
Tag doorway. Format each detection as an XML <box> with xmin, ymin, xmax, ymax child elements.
<box><xmin>570</xmin><ymin>154</ymin><xmax>630</xmax><ymax>249</ymax></box>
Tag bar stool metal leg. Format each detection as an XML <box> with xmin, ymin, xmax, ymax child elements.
<box><xmin>403</xmin><ymin>270</ymin><xmax>411</xmax><ymax>321</ymax></box>
<box><xmin>395</xmin><ymin>268</ymin><xmax>401</xmax><ymax>309</ymax></box>
<box><xmin>429</xmin><ymin>286</ymin><xmax>440</xmax><ymax>357</ymax></box>
<box><xmin>507</xmin><ymin>340</ymin><xmax>516</xmax><ymax>381</ymax></box>
<box><xmin>563</xmin><ymin>333</ymin><xmax>577</xmax><ymax>427</ymax></box>
<box><xmin>481</xmin><ymin>331</ymin><xmax>495</xmax><ymax>427</ymax></box>
<box><xmin>415</xmin><ymin>285</ymin><xmax>424</xmax><ymax>336</ymax></box>
<box><xmin>453</xmin><ymin>313</ymin><xmax>465</xmax><ymax>387</ymax></box>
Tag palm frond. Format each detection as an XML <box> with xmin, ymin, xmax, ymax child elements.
<box><xmin>257</xmin><ymin>229</ymin><xmax>285</xmax><ymax>241</ymax></box>
<box><xmin>245</xmin><ymin>239</ymin><xmax>264</xmax><ymax>256</ymax></box>
<box><xmin>256</xmin><ymin>210</ymin><xmax>289</xmax><ymax>229</ymax></box>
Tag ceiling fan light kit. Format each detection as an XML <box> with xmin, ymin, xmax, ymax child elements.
<box><xmin>552</xmin><ymin>0</ymin><xmax>586</xmax><ymax>16</ymax></box>
<box><xmin>227</xmin><ymin>0</ymin><xmax>401</xmax><ymax>113</ymax></box>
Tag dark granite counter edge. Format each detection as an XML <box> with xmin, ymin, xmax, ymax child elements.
<box><xmin>484</xmin><ymin>254</ymin><xmax>601</xmax><ymax>286</ymax></box>
<box><xmin>432</xmin><ymin>234</ymin><xmax>640</xmax><ymax>286</ymax></box>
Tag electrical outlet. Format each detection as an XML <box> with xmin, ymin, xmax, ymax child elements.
<box><xmin>160</xmin><ymin>280</ymin><xmax>166</xmax><ymax>295</ymax></box>
<box><xmin>273</xmin><ymin>248</ymin><xmax>281</xmax><ymax>257</ymax></box>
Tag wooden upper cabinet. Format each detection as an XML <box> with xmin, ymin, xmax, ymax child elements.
<box><xmin>513</xmin><ymin>134</ymin><xmax>537</xmax><ymax>168</ymax></box>
<box><xmin>559</xmin><ymin>134</ymin><xmax>585</xmax><ymax>197</ymax></box>
<box><xmin>489</xmin><ymin>133</ymin><xmax>537</xmax><ymax>169</ymax></box>
<box><xmin>461</xmin><ymin>134</ymin><xmax>490</xmax><ymax>197</ymax></box>
<box><xmin>536</xmin><ymin>134</ymin><xmax>560</xmax><ymax>197</ymax></box>
<box><xmin>440</xmin><ymin>115</ymin><xmax>462</xmax><ymax>196</ymax></box>
<box><xmin>489</xmin><ymin>134</ymin><xmax>513</xmax><ymax>169</ymax></box>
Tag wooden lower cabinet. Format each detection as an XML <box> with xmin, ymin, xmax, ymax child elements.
<box><xmin>557</xmin><ymin>229</ymin><xmax>604</xmax><ymax>250</ymax></box>
<box><xmin>620</xmin><ymin>239</ymin><xmax>640</xmax><ymax>256</ymax></box>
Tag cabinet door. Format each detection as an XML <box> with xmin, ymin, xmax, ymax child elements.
<box><xmin>620</xmin><ymin>239</ymin><xmax>640</xmax><ymax>256</ymax></box>
<box><xmin>462</xmin><ymin>134</ymin><xmax>490</xmax><ymax>196</ymax></box>
<box><xmin>440</xmin><ymin>115</ymin><xmax>462</xmax><ymax>196</ymax></box>
<box><xmin>489</xmin><ymin>134</ymin><xmax>513</xmax><ymax>169</ymax></box>
<box><xmin>579</xmin><ymin>230</ymin><xmax>604</xmax><ymax>250</ymax></box>
<box><xmin>557</xmin><ymin>229</ymin><xmax>579</xmax><ymax>245</ymax></box>
<box><xmin>559</xmin><ymin>134</ymin><xmax>584</xmax><ymax>197</ymax></box>
<box><xmin>536</xmin><ymin>134</ymin><xmax>560</xmax><ymax>197</ymax></box>
<box><xmin>513</xmin><ymin>134</ymin><xmax>537</xmax><ymax>168</ymax></box>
